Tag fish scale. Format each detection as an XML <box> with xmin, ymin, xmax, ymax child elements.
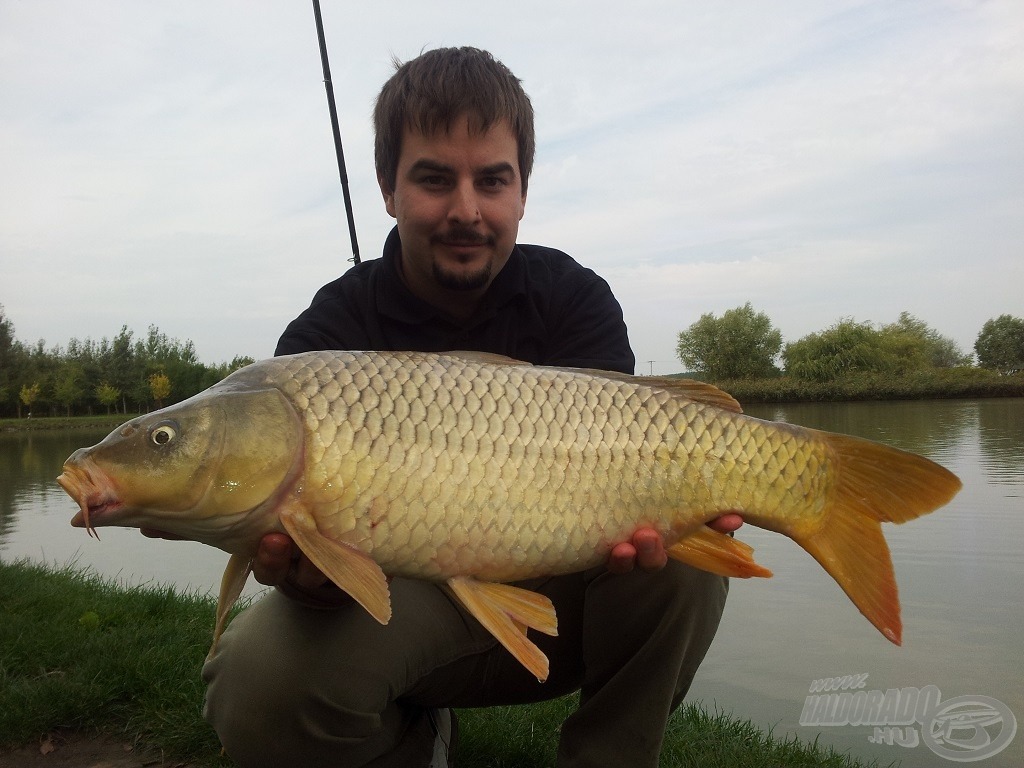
<box><xmin>243</xmin><ymin>352</ymin><xmax>825</xmax><ymax>582</ymax></box>
<box><xmin>58</xmin><ymin>349</ymin><xmax>961</xmax><ymax>681</ymax></box>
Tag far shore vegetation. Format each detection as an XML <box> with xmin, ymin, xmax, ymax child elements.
<box><xmin>2</xmin><ymin>305</ymin><xmax>1023</xmax><ymax>425</ymax></box>
<box><xmin>1</xmin><ymin>560</ymin><xmax>892</xmax><ymax>768</ymax></box>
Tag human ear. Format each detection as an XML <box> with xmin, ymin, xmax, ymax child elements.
<box><xmin>378</xmin><ymin>174</ymin><xmax>397</xmax><ymax>219</ymax></box>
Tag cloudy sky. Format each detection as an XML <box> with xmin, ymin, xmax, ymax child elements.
<box><xmin>2</xmin><ymin>1</ymin><xmax>1021</xmax><ymax>374</ymax></box>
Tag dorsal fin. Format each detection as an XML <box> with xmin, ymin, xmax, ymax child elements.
<box><xmin>560</xmin><ymin>368</ymin><xmax>743</xmax><ymax>413</ymax></box>
<box><xmin>636</xmin><ymin>376</ymin><xmax>742</xmax><ymax>413</ymax></box>
<box><xmin>444</xmin><ymin>351</ymin><xmax>742</xmax><ymax>413</ymax></box>
<box><xmin>447</xmin><ymin>350</ymin><xmax>532</xmax><ymax>366</ymax></box>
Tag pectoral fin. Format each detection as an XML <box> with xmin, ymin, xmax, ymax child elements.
<box><xmin>667</xmin><ymin>527</ymin><xmax>773</xmax><ymax>578</ymax></box>
<box><xmin>446</xmin><ymin>576</ymin><xmax>557</xmax><ymax>682</ymax></box>
<box><xmin>280</xmin><ymin>506</ymin><xmax>391</xmax><ymax>625</ymax></box>
<box><xmin>208</xmin><ymin>552</ymin><xmax>253</xmax><ymax>660</ymax></box>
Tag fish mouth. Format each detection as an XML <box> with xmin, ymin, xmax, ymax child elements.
<box><xmin>57</xmin><ymin>461</ymin><xmax>122</xmax><ymax>540</ymax></box>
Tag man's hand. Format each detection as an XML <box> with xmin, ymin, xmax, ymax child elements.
<box><xmin>253</xmin><ymin>532</ymin><xmax>327</xmax><ymax>590</ymax></box>
<box><xmin>606</xmin><ymin>513</ymin><xmax>745</xmax><ymax>574</ymax></box>
<box><xmin>252</xmin><ymin>532</ymin><xmax>353</xmax><ymax>607</ymax></box>
<box><xmin>142</xmin><ymin>528</ymin><xmax>345</xmax><ymax>605</ymax></box>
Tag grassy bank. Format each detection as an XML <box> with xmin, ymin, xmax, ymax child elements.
<box><xmin>0</xmin><ymin>413</ymin><xmax>141</xmax><ymax>432</ymax></box>
<box><xmin>1</xmin><ymin>561</ymin><xmax>887</xmax><ymax>767</ymax></box>
<box><xmin>694</xmin><ymin>367</ymin><xmax>1024</xmax><ymax>404</ymax></box>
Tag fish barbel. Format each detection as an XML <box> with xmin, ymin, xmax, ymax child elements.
<box><xmin>57</xmin><ymin>350</ymin><xmax>961</xmax><ymax>680</ymax></box>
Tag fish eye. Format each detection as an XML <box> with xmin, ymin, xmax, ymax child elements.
<box><xmin>149</xmin><ymin>421</ymin><xmax>179</xmax><ymax>447</ymax></box>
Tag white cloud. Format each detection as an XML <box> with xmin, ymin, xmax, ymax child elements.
<box><xmin>1</xmin><ymin>0</ymin><xmax>1021</xmax><ymax>370</ymax></box>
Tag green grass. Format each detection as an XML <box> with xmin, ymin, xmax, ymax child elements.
<box><xmin>0</xmin><ymin>561</ymin><xmax>888</xmax><ymax>767</ymax></box>
<box><xmin>706</xmin><ymin>368</ymin><xmax>1024</xmax><ymax>404</ymax></box>
<box><xmin>0</xmin><ymin>413</ymin><xmax>140</xmax><ymax>431</ymax></box>
<box><xmin>454</xmin><ymin>697</ymin><xmax>892</xmax><ymax>768</ymax></box>
<box><xmin>0</xmin><ymin>560</ymin><xmax>230</xmax><ymax>764</ymax></box>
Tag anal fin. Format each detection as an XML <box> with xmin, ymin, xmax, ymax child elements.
<box><xmin>446</xmin><ymin>576</ymin><xmax>557</xmax><ymax>682</ymax></box>
<box><xmin>667</xmin><ymin>527</ymin><xmax>773</xmax><ymax>578</ymax></box>
<box><xmin>280</xmin><ymin>505</ymin><xmax>391</xmax><ymax>625</ymax></box>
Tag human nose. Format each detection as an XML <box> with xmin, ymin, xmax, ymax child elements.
<box><xmin>448</xmin><ymin>180</ymin><xmax>481</xmax><ymax>224</ymax></box>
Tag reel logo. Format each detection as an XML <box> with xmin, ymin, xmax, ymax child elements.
<box><xmin>800</xmin><ymin>675</ymin><xmax>1016</xmax><ymax>762</ymax></box>
<box><xmin>921</xmin><ymin>695</ymin><xmax>1017</xmax><ymax>763</ymax></box>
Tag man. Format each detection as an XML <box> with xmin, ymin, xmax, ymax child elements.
<box><xmin>202</xmin><ymin>47</ymin><xmax>740</xmax><ymax>768</ymax></box>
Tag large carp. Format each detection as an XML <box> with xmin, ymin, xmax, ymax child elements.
<box><xmin>57</xmin><ymin>350</ymin><xmax>961</xmax><ymax>680</ymax></box>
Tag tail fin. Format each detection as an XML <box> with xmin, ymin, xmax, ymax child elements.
<box><xmin>793</xmin><ymin>432</ymin><xmax>961</xmax><ymax>645</ymax></box>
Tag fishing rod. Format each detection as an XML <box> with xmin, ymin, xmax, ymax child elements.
<box><xmin>311</xmin><ymin>0</ymin><xmax>360</xmax><ymax>264</ymax></box>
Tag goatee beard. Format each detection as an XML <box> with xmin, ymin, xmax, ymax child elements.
<box><xmin>432</xmin><ymin>261</ymin><xmax>493</xmax><ymax>292</ymax></box>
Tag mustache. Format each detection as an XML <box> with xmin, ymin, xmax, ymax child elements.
<box><xmin>433</xmin><ymin>227</ymin><xmax>493</xmax><ymax>246</ymax></box>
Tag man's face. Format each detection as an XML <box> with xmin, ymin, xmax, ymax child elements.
<box><xmin>379</xmin><ymin>114</ymin><xmax>527</xmax><ymax>312</ymax></box>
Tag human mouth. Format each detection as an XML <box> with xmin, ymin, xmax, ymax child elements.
<box><xmin>435</xmin><ymin>228</ymin><xmax>492</xmax><ymax>249</ymax></box>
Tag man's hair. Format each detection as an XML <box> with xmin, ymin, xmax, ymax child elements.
<box><xmin>374</xmin><ymin>47</ymin><xmax>535</xmax><ymax>195</ymax></box>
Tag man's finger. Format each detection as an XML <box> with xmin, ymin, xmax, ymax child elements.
<box><xmin>252</xmin><ymin>533</ymin><xmax>295</xmax><ymax>586</ymax></box>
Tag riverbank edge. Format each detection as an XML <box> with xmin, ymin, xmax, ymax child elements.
<box><xmin>0</xmin><ymin>414</ymin><xmax>144</xmax><ymax>432</ymax></box>
<box><xmin>1</xmin><ymin>560</ymin><xmax>884</xmax><ymax>768</ymax></box>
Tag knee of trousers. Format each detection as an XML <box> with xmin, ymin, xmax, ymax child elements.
<box><xmin>201</xmin><ymin>599</ymin><xmax>399</xmax><ymax>765</ymax></box>
<box><xmin>661</xmin><ymin>561</ymin><xmax>730</xmax><ymax>619</ymax></box>
<box><xmin>602</xmin><ymin>559</ymin><xmax>729</xmax><ymax>622</ymax></box>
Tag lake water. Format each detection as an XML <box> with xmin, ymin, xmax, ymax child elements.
<box><xmin>1</xmin><ymin>399</ymin><xmax>1021</xmax><ymax>767</ymax></box>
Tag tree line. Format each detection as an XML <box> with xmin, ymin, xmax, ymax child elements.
<box><xmin>4</xmin><ymin>302</ymin><xmax>1021</xmax><ymax>419</ymax></box>
<box><xmin>0</xmin><ymin>305</ymin><xmax>254</xmax><ymax>418</ymax></box>
<box><xmin>676</xmin><ymin>304</ymin><xmax>1024</xmax><ymax>381</ymax></box>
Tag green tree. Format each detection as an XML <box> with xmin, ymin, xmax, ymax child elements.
<box><xmin>783</xmin><ymin>319</ymin><xmax>899</xmax><ymax>382</ymax></box>
<box><xmin>879</xmin><ymin>312</ymin><xmax>971</xmax><ymax>369</ymax></box>
<box><xmin>108</xmin><ymin>326</ymin><xmax>137</xmax><ymax>413</ymax></box>
<box><xmin>676</xmin><ymin>303</ymin><xmax>782</xmax><ymax>379</ymax></box>
<box><xmin>0</xmin><ymin>304</ymin><xmax>15</xmax><ymax>412</ymax></box>
<box><xmin>975</xmin><ymin>315</ymin><xmax>1024</xmax><ymax>374</ymax></box>
<box><xmin>96</xmin><ymin>381</ymin><xmax>121</xmax><ymax>414</ymax></box>
<box><xmin>53</xmin><ymin>364</ymin><xmax>85</xmax><ymax>416</ymax></box>
<box><xmin>202</xmin><ymin>355</ymin><xmax>257</xmax><ymax>390</ymax></box>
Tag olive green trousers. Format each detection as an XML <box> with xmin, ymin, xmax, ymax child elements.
<box><xmin>202</xmin><ymin>562</ymin><xmax>727</xmax><ymax>768</ymax></box>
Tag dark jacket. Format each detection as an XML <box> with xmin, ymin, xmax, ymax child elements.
<box><xmin>276</xmin><ymin>228</ymin><xmax>635</xmax><ymax>375</ymax></box>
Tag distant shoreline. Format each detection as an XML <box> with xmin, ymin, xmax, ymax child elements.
<box><xmin>1</xmin><ymin>414</ymin><xmax>141</xmax><ymax>432</ymax></box>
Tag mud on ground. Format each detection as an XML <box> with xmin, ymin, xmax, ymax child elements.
<box><xmin>0</xmin><ymin>732</ymin><xmax>203</xmax><ymax>768</ymax></box>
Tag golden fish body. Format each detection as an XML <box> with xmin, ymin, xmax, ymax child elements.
<box><xmin>268</xmin><ymin>352</ymin><xmax>818</xmax><ymax>580</ymax></box>
<box><xmin>57</xmin><ymin>350</ymin><xmax>961</xmax><ymax>680</ymax></box>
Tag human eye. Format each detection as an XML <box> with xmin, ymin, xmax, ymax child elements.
<box><xmin>418</xmin><ymin>174</ymin><xmax>450</xmax><ymax>189</ymax></box>
<box><xmin>478</xmin><ymin>175</ymin><xmax>510</xmax><ymax>191</ymax></box>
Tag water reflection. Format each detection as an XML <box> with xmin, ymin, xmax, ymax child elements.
<box><xmin>976</xmin><ymin>398</ymin><xmax>1024</xmax><ymax>484</ymax></box>
<box><xmin>749</xmin><ymin>399</ymin><xmax>975</xmax><ymax>458</ymax></box>
<box><xmin>748</xmin><ymin>398</ymin><xmax>1024</xmax><ymax>488</ymax></box>
<box><xmin>0</xmin><ymin>428</ymin><xmax>109</xmax><ymax>542</ymax></box>
<box><xmin>0</xmin><ymin>425</ymin><xmax>258</xmax><ymax>599</ymax></box>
